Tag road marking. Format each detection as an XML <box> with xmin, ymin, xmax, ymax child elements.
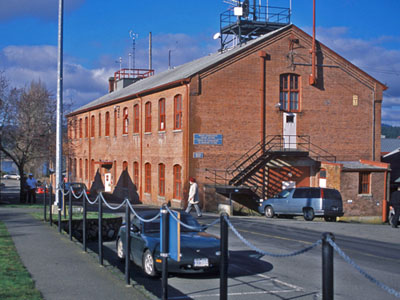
<box><xmin>168</xmin><ymin>289</ymin><xmax>302</xmax><ymax>299</ymax></box>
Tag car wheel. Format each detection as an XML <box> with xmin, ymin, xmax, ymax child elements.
<box><xmin>142</xmin><ymin>249</ymin><xmax>157</xmax><ymax>277</ymax></box>
<box><xmin>324</xmin><ymin>216</ymin><xmax>336</xmax><ymax>222</ymax></box>
<box><xmin>264</xmin><ymin>206</ymin><xmax>274</xmax><ymax>218</ymax></box>
<box><xmin>116</xmin><ymin>238</ymin><xmax>125</xmax><ymax>261</ymax></box>
<box><xmin>303</xmin><ymin>208</ymin><xmax>315</xmax><ymax>221</ymax></box>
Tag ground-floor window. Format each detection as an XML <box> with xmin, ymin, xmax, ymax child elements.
<box><xmin>159</xmin><ymin>163</ymin><xmax>165</xmax><ymax>196</ymax></box>
<box><xmin>359</xmin><ymin>172</ymin><xmax>371</xmax><ymax>194</ymax></box>
<box><xmin>173</xmin><ymin>164</ymin><xmax>182</xmax><ymax>199</ymax></box>
<box><xmin>145</xmin><ymin>163</ymin><xmax>151</xmax><ymax>193</ymax></box>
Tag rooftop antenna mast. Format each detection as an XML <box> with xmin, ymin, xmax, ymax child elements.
<box><xmin>129</xmin><ymin>30</ymin><xmax>138</xmax><ymax>70</ymax></box>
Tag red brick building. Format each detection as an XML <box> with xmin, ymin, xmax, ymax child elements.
<box><xmin>66</xmin><ymin>25</ymin><xmax>389</xmax><ymax>219</ymax></box>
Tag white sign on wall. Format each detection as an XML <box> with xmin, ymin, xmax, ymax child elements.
<box><xmin>105</xmin><ymin>173</ymin><xmax>112</xmax><ymax>192</ymax></box>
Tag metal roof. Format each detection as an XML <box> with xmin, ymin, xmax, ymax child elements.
<box><xmin>338</xmin><ymin>161</ymin><xmax>387</xmax><ymax>171</ymax></box>
<box><xmin>70</xmin><ymin>25</ymin><xmax>291</xmax><ymax>115</ymax></box>
<box><xmin>381</xmin><ymin>138</ymin><xmax>400</xmax><ymax>154</ymax></box>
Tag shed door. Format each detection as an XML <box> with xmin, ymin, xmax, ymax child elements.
<box><xmin>283</xmin><ymin>112</ymin><xmax>297</xmax><ymax>149</ymax></box>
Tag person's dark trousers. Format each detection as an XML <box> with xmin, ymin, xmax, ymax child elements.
<box><xmin>27</xmin><ymin>189</ymin><xmax>36</xmax><ymax>204</ymax></box>
<box><xmin>392</xmin><ymin>206</ymin><xmax>400</xmax><ymax>228</ymax></box>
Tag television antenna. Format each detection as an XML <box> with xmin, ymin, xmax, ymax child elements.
<box><xmin>129</xmin><ymin>30</ymin><xmax>138</xmax><ymax>70</ymax></box>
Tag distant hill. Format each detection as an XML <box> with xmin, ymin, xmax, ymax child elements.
<box><xmin>382</xmin><ymin>124</ymin><xmax>400</xmax><ymax>139</ymax></box>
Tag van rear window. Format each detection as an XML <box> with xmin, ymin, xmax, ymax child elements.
<box><xmin>324</xmin><ymin>189</ymin><xmax>342</xmax><ymax>201</ymax></box>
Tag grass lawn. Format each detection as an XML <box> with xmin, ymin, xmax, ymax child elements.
<box><xmin>0</xmin><ymin>221</ymin><xmax>43</xmax><ymax>300</ymax></box>
<box><xmin>30</xmin><ymin>210</ymin><xmax>118</xmax><ymax>221</ymax></box>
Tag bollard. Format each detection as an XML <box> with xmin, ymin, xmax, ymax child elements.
<box><xmin>161</xmin><ymin>205</ymin><xmax>169</xmax><ymax>300</ymax></box>
<box><xmin>49</xmin><ymin>185</ymin><xmax>53</xmax><ymax>226</ymax></box>
<box><xmin>98</xmin><ymin>196</ymin><xmax>103</xmax><ymax>265</ymax></box>
<box><xmin>322</xmin><ymin>232</ymin><xmax>335</xmax><ymax>300</ymax></box>
<box><xmin>68</xmin><ymin>189</ymin><xmax>72</xmax><ymax>241</ymax></box>
<box><xmin>220</xmin><ymin>213</ymin><xmax>229</xmax><ymax>300</ymax></box>
<box><xmin>58</xmin><ymin>189</ymin><xmax>62</xmax><ymax>234</ymax></box>
<box><xmin>82</xmin><ymin>194</ymin><xmax>87</xmax><ymax>252</ymax></box>
<box><xmin>44</xmin><ymin>184</ymin><xmax>47</xmax><ymax>222</ymax></box>
<box><xmin>63</xmin><ymin>189</ymin><xmax>67</xmax><ymax>218</ymax></box>
<box><xmin>125</xmin><ymin>200</ymin><xmax>131</xmax><ymax>285</ymax></box>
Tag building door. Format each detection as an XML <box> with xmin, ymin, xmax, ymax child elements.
<box><xmin>283</xmin><ymin>112</ymin><xmax>297</xmax><ymax>149</ymax></box>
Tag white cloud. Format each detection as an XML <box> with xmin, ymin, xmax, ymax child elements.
<box><xmin>0</xmin><ymin>0</ymin><xmax>84</xmax><ymax>21</ymax></box>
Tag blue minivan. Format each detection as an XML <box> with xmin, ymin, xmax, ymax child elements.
<box><xmin>258</xmin><ymin>187</ymin><xmax>344</xmax><ymax>222</ymax></box>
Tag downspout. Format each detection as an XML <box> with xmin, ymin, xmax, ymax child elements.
<box><xmin>309</xmin><ymin>0</ymin><xmax>317</xmax><ymax>86</ymax></box>
<box><xmin>382</xmin><ymin>169</ymin><xmax>388</xmax><ymax>222</ymax></box>
<box><xmin>259</xmin><ymin>51</ymin><xmax>267</xmax><ymax>200</ymax></box>
<box><xmin>372</xmin><ymin>85</ymin><xmax>376</xmax><ymax>161</ymax></box>
<box><xmin>184</xmin><ymin>82</ymin><xmax>190</xmax><ymax>209</ymax></box>
<box><xmin>88</xmin><ymin>112</ymin><xmax>92</xmax><ymax>189</ymax></box>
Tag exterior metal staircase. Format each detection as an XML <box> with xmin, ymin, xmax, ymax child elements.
<box><xmin>205</xmin><ymin>135</ymin><xmax>336</xmax><ymax>211</ymax></box>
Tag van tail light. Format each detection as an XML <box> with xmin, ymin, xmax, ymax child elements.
<box><xmin>321</xmin><ymin>189</ymin><xmax>324</xmax><ymax>198</ymax></box>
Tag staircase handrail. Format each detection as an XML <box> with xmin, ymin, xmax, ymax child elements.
<box><xmin>296</xmin><ymin>135</ymin><xmax>336</xmax><ymax>162</ymax></box>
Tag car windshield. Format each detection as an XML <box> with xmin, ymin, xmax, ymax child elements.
<box><xmin>143</xmin><ymin>213</ymin><xmax>201</xmax><ymax>233</ymax></box>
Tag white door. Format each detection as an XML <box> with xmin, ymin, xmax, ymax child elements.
<box><xmin>283</xmin><ymin>112</ymin><xmax>297</xmax><ymax>149</ymax></box>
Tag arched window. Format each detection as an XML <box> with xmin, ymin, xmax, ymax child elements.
<box><xmin>133</xmin><ymin>162</ymin><xmax>139</xmax><ymax>188</ymax></box>
<box><xmin>79</xmin><ymin>159</ymin><xmax>82</xmax><ymax>179</ymax></box>
<box><xmin>133</xmin><ymin>104</ymin><xmax>139</xmax><ymax>133</ymax></box>
<box><xmin>74</xmin><ymin>119</ymin><xmax>77</xmax><ymax>139</ymax></box>
<box><xmin>122</xmin><ymin>107</ymin><xmax>129</xmax><ymax>134</ymax></box>
<box><xmin>159</xmin><ymin>163</ymin><xmax>165</xmax><ymax>196</ymax></box>
<box><xmin>79</xmin><ymin>118</ymin><xmax>82</xmax><ymax>138</ymax></box>
<box><xmin>105</xmin><ymin>112</ymin><xmax>110</xmax><ymax>136</ymax></box>
<box><xmin>145</xmin><ymin>102</ymin><xmax>151</xmax><ymax>132</ymax></box>
<box><xmin>123</xmin><ymin>161</ymin><xmax>128</xmax><ymax>171</ymax></box>
<box><xmin>90</xmin><ymin>159</ymin><xmax>95</xmax><ymax>180</ymax></box>
<box><xmin>173</xmin><ymin>165</ymin><xmax>182</xmax><ymax>200</ymax></box>
<box><xmin>98</xmin><ymin>113</ymin><xmax>102</xmax><ymax>137</ymax></box>
<box><xmin>114</xmin><ymin>109</ymin><xmax>118</xmax><ymax>136</ymax></box>
<box><xmin>68</xmin><ymin>121</ymin><xmax>73</xmax><ymax>139</ymax></box>
<box><xmin>90</xmin><ymin>115</ymin><xmax>95</xmax><ymax>137</ymax></box>
<box><xmin>174</xmin><ymin>94</ymin><xmax>182</xmax><ymax>130</ymax></box>
<box><xmin>73</xmin><ymin>158</ymin><xmax>76</xmax><ymax>179</ymax></box>
<box><xmin>159</xmin><ymin>98</ymin><xmax>166</xmax><ymax>131</ymax></box>
<box><xmin>85</xmin><ymin>117</ymin><xmax>89</xmax><ymax>138</ymax></box>
<box><xmin>85</xmin><ymin>159</ymin><xmax>88</xmax><ymax>180</ymax></box>
<box><xmin>113</xmin><ymin>160</ymin><xmax>117</xmax><ymax>185</ymax></box>
<box><xmin>280</xmin><ymin>74</ymin><xmax>300</xmax><ymax>112</ymax></box>
<box><xmin>145</xmin><ymin>163</ymin><xmax>151</xmax><ymax>193</ymax></box>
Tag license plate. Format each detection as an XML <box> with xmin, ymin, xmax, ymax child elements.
<box><xmin>194</xmin><ymin>258</ymin><xmax>209</xmax><ymax>267</ymax></box>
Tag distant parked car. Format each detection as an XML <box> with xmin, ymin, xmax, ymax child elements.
<box><xmin>258</xmin><ymin>187</ymin><xmax>344</xmax><ymax>222</ymax></box>
<box><xmin>64</xmin><ymin>182</ymin><xmax>89</xmax><ymax>195</ymax></box>
<box><xmin>3</xmin><ymin>174</ymin><xmax>20</xmax><ymax>180</ymax></box>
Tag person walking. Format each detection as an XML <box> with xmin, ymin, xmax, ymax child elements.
<box><xmin>185</xmin><ymin>177</ymin><xmax>202</xmax><ymax>217</ymax></box>
<box><xmin>26</xmin><ymin>173</ymin><xmax>38</xmax><ymax>204</ymax></box>
<box><xmin>389</xmin><ymin>186</ymin><xmax>400</xmax><ymax>228</ymax></box>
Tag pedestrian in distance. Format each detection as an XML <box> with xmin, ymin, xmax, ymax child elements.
<box><xmin>26</xmin><ymin>173</ymin><xmax>38</xmax><ymax>204</ymax></box>
<box><xmin>389</xmin><ymin>186</ymin><xmax>400</xmax><ymax>228</ymax></box>
<box><xmin>185</xmin><ymin>177</ymin><xmax>202</xmax><ymax>217</ymax></box>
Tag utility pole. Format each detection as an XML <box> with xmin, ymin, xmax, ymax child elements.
<box><xmin>55</xmin><ymin>0</ymin><xmax>64</xmax><ymax>207</ymax></box>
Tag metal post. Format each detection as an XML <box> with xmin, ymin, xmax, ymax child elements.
<box><xmin>55</xmin><ymin>0</ymin><xmax>63</xmax><ymax>210</ymax></box>
<box><xmin>125</xmin><ymin>200</ymin><xmax>131</xmax><ymax>285</ymax></box>
<box><xmin>98</xmin><ymin>196</ymin><xmax>103</xmax><ymax>265</ymax></box>
<box><xmin>68</xmin><ymin>189</ymin><xmax>72</xmax><ymax>241</ymax></box>
<box><xmin>83</xmin><ymin>194</ymin><xmax>87</xmax><ymax>252</ymax></box>
<box><xmin>58</xmin><ymin>189</ymin><xmax>61</xmax><ymax>233</ymax></box>
<box><xmin>44</xmin><ymin>183</ymin><xmax>47</xmax><ymax>221</ymax></box>
<box><xmin>322</xmin><ymin>232</ymin><xmax>334</xmax><ymax>300</ymax></box>
<box><xmin>161</xmin><ymin>205</ymin><xmax>169</xmax><ymax>300</ymax></box>
<box><xmin>63</xmin><ymin>187</ymin><xmax>67</xmax><ymax>218</ymax></box>
<box><xmin>220</xmin><ymin>213</ymin><xmax>229</xmax><ymax>300</ymax></box>
<box><xmin>49</xmin><ymin>185</ymin><xmax>53</xmax><ymax>226</ymax></box>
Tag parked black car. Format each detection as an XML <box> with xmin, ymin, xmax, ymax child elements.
<box><xmin>116</xmin><ymin>210</ymin><xmax>221</xmax><ymax>277</ymax></box>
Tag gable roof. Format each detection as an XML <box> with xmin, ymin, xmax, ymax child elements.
<box><xmin>68</xmin><ymin>24</ymin><xmax>387</xmax><ymax>117</ymax></box>
<box><xmin>381</xmin><ymin>138</ymin><xmax>400</xmax><ymax>155</ymax></box>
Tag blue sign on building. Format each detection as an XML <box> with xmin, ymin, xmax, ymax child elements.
<box><xmin>193</xmin><ymin>134</ymin><xmax>223</xmax><ymax>145</ymax></box>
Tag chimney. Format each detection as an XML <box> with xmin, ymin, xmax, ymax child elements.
<box><xmin>108</xmin><ymin>77</ymin><xmax>115</xmax><ymax>93</ymax></box>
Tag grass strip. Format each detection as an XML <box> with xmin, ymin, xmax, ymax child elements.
<box><xmin>30</xmin><ymin>211</ymin><xmax>118</xmax><ymax>221</ymax></box>
<box><xmin>0</xmin><ymin>221</ymin><xmax>43</xmax><ymax>300</ymax></box>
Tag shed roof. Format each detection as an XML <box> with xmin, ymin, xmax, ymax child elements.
<box><xmin>381</xmin><ymin>138</ymin><xmax>400</xmax><ymax>154</ymax></box>
<box><xmin>338</xmin><ymin>161</ymin><xmax>388</xmax><ymax>171</ymax></box>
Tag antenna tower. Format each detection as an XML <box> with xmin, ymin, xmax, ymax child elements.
<box><xmin>129</xmin><ymin>30</ymin><xmax>138</xmax><ymax>69</ymax></box>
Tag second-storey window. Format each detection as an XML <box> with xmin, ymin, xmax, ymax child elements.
<box><xmin>105</xmin><ymin>112</ymin><xmax>110</xmax><ymax>136</ymax></box>
<box><xmin>98</xmin><ymin>113</ymin><xmax>102</xmax><ymax>137</ymax></box>
<box><xmin>90</xmin><ymin>115</ymin><xmax>95</xmax><ymax>137</ymax></box>
<box><xmin>280</xmin><ymin>74</ymin><xmax>300</xmax><ymax>112</ymax></box>
<box><xmin>174</xmin><ymin>94</ymin><xmax>182</xmax><ymax>130</ymax></box>
<box><xmin>85</xmin><ymin>117</ymin><xmax>88</xmax><ymax>138</ymax></box>
<box><xmin>79</xmin><ymin>118</ymin><xmax>82</xmax><ymax>138</ymax></box>
<box><xmin>134</xmin><ymin>104</ymin><xmax>139</xmax><ymax>133</ymax></box>
<box><xmin>145</xmin><ymin>102</ymin><xmax>151</xmax><ymax>132</ymax></box>
<box><xmin>122</xmin><ymin>107</ymin><xmax>128</xmax><ymax>134</ymax></box>
<box><xmin>159</xmin><ymin>98</ymin><xmax>166</xmax><ymax>131</ymax></box>
<box><xmin>114</xmin><ymin>110</ymin><xmax>117</xmax><ymax>136</ymax></box>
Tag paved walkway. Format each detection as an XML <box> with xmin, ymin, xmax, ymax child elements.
<box><xmin>0</xmin><ymin>206</ymin><xmax>150</xmax><ymax>300</ymax></box>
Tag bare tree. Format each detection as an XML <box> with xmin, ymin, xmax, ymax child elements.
<box><xmin>0</xmin><ymin>74</ymin><xmax>56</xmax><ymax>201</ymax></box>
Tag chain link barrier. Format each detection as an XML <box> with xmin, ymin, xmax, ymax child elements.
<box><xmin>326</xmin><ymin>236</ymin><xmax>400</xmax><ymax>298</ymax></box>
<box><xmin>224</xmin><ymin>216</ymin><xmax>322</xmax><ymax>257</ymax></box>
<box><xmin>126</xmin><ymin>201</ymin><xmax>161</xmax><ymax>223</ymax></box>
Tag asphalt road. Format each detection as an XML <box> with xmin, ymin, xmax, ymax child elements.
<box><xmin>2</xmin><ymin>179</ymin><xmax>399</xmax><ymax>299</ymax></box>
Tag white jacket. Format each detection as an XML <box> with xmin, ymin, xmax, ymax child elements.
<box><xmin>188</xmin><ymin>182</ymin><xmax>199</xmax><ymax>204</ymax></box>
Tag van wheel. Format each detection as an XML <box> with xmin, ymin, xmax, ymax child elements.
<box><xmin>303</xmin><ymin>208</ymin><xmax>315</xmax><ymax>221</ymax></box>
<box><xmin>324</xmin><ymin>216</ymin><xmax>336</xmax><ymax>222</ymax></box>
<box><xmin>264</xmin><ymin>206</ymin><xmax>274</xmax><ymax>218</ymax></box>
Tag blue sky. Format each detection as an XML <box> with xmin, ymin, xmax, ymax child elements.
<box><xmin>0</xmin><ymin>0</ymin><xmax>399</xmax><ymax>126</ymax></box>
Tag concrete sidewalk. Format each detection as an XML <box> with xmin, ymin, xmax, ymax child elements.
<box><xmin>0</xmin><ymin>206</ymin><xmax>150</xmax><ymax>300</ymax></box>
